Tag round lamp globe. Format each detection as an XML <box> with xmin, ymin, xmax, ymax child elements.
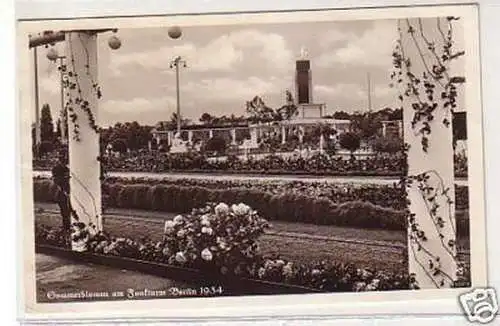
<box><xmin>168</xmin><ymin>26</ymin><xmax>182</xmax><ymax>39</ymax></box>
<box><xmin>108</xmin><ymin>35</ymin><xmax>122</xmax><ymax>50</ymax></box>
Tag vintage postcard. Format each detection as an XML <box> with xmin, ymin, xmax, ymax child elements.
<box><xmin>17</xmin><ymin>3</ymin><xmax>491</xmax><ymax>321</ymax></box>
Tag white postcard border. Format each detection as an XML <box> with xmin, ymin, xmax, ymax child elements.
<box><xmin>17</xmin><ymin>4</ymin><xmax>486</xmax><ymax>321</ymax></box>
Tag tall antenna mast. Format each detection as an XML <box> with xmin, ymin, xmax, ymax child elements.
<box><xmin>367</xmin><ymin>72</ymin><xmax>372</xmax><ymax>111</ymax></box>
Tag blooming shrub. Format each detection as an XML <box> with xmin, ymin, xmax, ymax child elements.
<box><xmin>160</xmin><ymin>202</ymin><xmax>270</xmax><ymax>274</ymax></box>
<box><xmin>34</xmin><ymin>202</ymin><xmax>471</xmax><ymax>292</ymax></box>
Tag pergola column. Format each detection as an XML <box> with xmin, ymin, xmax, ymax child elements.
<box><xmin>231</xmin><ymin>128</ymin><xmax>237</xmax><ymax>145</ymax></box>
<box><xmin>167</xmin><ymin>131</ymin><xmax>172</xmax><ymax>146</ymax></box>
<box><xmin>401</xmin><ymin>19</ymin><xmax>457</xmax><ymax>288</ymax></box>
<box><xmin>250</xmin><ymin>127</ymin><xmax>258</xmax><ymax>146</ymax></box>
<box><xmin>66</xmin><ymin>31</ymin><xmax>102</xmax><ymax>250</ymax></box>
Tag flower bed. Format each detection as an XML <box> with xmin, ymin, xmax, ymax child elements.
<box><xmin>34</xmin><ymin>202</ymin><xmax>471</xmax><ymax>291</ymax></box>
<box><xmin>32</xmin><ymin>151</ymin><xmax>469</xmax><ymax>178</ymax></box>
<box><xmin>33</xmin><ymin>177</ymin><xmax>470</xmax><ymax>236</ymax></box>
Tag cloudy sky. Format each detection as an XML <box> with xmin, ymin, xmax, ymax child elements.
<box><xmin>35</xmin><ymin>18</ymin><xmax>464</xmax><ymax>127</ymax></box>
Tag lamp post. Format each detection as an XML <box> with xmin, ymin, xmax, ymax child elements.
<box><xmin>169</xmin><ymin>56</ymin><xmax>187</xmax><ymax>135</ymax></box>
<box><xmin>46</xmin><ymin>47</ymin><xmax>67</xmax><ymax>145</ymax></box>
<box><xmin>32</xmin><ymin>45</ymin><xmax>41</xmax><ymax>157</ymax></box>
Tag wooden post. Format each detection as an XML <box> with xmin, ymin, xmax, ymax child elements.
<box><xmin>401</xmin><ymin>19</ymin><xmax>457</xmax><ymax>288</ymax></box>
<box><xmin>66</xmin><ymin>32</ymin><xmax>102</xmax><ymax>251</ymax></box>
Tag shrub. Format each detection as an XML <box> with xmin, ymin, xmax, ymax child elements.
<box><xmin>339</xmin><ymin>132</ymin><xmax>361</xmax><ymax>153</ymax></box>
<box><xmin>34</xmin><ymin>178</ymin><xmax>471</xmax><ymax>235</ymax></box>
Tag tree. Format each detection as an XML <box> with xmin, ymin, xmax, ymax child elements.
<box><xmin>350</xmin><ymin>111</ymin><xmax>383</xmax><ymax>140</ymax></box>
<box><xmin>199</xmin><ymin>113</ymin><xmax>214</xmax><ymax>125</ymax></box>
<box><xmin>339</xmin><ymin>132</ymin><xmax>361</xmax><ymax>154</ymax></box>
<box><xmin>111</xmin><ymin>138</ymin><xmax>128</xmax><ymax>154</ymax></box>
<box><xmin>40</xmin><ymin>104</ymin><xmax>54</xmax><ymax>142</ymax></box>
<box><xmin>55</xmin><ymin>118</ymin><xmax>62</xmax><ymax>139</ymax></box>
<box><xmin>168</xmin><ymin>112</ymin><xmax>189</xmax><ymax>130</ymax></box>
<box><xmin>204</xmin><ymin>136</ymin><xmax>227</xmax><ymax>155</ymax></box>
<box><xmin>276</xmin><ymin>90</ymin><xmax>298</xmax><ymax>120</ymax></box>
<box><xmin>333</xmin><ymin>111</ymin><xmax>352</xmax><ymax>120</ymax></box>
<box><xmin>246</xmin><ymin>96</ymin><xmax>276</xmax><ymax>123</ymax></box>
<box><xmin>39</xmin><ymin>140</ymin><xmax>54</xmax><ymax>155</ymax></box>
<box><xmin>372</xmin><ymin>135</ymin><xmax>403</xmax><ymax>153</ymax></box>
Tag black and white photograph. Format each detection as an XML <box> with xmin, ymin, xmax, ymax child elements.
<box><xmin>18</xmin><ymin>4</ymin><xmax>488</xmax><ymax>314</ymax></box>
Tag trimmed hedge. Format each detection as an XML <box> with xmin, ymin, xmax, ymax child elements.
<box><xmin>33</xmin><ymin>178</ymin><xmax>470</xmax><ymax>236</ymax></box>
<box><xmin>102</xmin><ymin>176</ymin><xmax>469</xmax><ymax>211</ymax></box>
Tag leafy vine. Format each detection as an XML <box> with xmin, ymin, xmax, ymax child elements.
<box><xmin>59</xmin><ymin>32</ymin><xmax>102</xmax><ymax>142</ymax></box>
<box><xmin>390</xmin><ymin>17</ymin><xmax>465</xmax><ymax>153</ymax></box>
<box><xmin>393</xmin><ymin>18</ymin><xmax>468</xmax><ymax>289</ymax></box>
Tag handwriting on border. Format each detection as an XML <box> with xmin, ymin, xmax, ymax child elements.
<box><xmin>46</xmin><ymin>286</ymin><xmax>224</xmax><ymax>301</ymax></box>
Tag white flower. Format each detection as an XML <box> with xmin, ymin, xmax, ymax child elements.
<box><xmin>164</xmin><ymin>220</ymin><xmax>175</xmax><ymax>233</ymax></box>
<box><xmin>232</xmin><ymin>203</ymin><xmax>251</xmax><ymax>216</ymax></box>
<box><xmin>88</xmin><ymin>226</ymin><xmax>97</xmax><ymax>238</ymax></box>
<box><xmin>173</xmin><ymin>215</ymin><xmax>184</xmax><ymax>224</ymax></box>
<box><xmin>201</xmin><ymin>226</ymin><xmax>213</xmax><ymax>235</ymax></box>
<box><xmin>370</xmin><ymin>278</ymin><xmax>380</xmax><ymax>289</ymax></box>
<box><xmin>201</xmin><ymin>248</ymin><xmax>213</xmax><ymax>261</ymax></box>
<box><xmin>365</xmin><ymin>284</ymin><xmax>376</xmax><ymax>291</ymax></box>
<box><xmin>177</xmin><ymin>230</ymin><xmax>186</xmax><ymax>238</ymax></box>
<box><xmin>175</xmin><ymin>251</ymin><xmax>187</xmax><ymax>264</ymax></box>
<box><xmin>200</xmin><ymin>214</ymin><xmax>211</xmax><ymax>226</ymax></box>
<box><xmin>311</xmin><ymin>269</ymin><xmax>321</xmax><ymax>277</ymax></box>
<box><xmin>258</xmin><ymin>267</ymin><xmax>266</xmax><ymax>278</ymax></box>
<box><xmin>283</xmin><ymin>262</ymin><xmax>294</xmax><ymax>279</ymax></box>
<box><xmin>354</xmin><ymin>281</ymin><xmax>367</xmax><ymax>292</ymax></box>
<box><xmin>361</xmin><ymin>269</ymin><xmax>373</xmax><ymax>280</ymax></box>
<box><xmin>215</xmin><ymin>203</ymin><xmax>229</xmax><ymax>216</ymax></box>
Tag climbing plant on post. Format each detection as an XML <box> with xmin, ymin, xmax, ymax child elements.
<box><xmin>63</xmin><ymin>31</ymin><xmax>103</xmax><ymax>251</ymax></box>
<box><xmin>391</xmin><ymin>17</ymin><xmax>466</xmax><ymax>289</ymax></box>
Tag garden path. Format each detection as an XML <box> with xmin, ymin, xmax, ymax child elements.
<box><xmin>33</xmin><ymin>170</ymin><xmax>468</xmax><ymax>186</ymax></box>
<box><xmin>36</xmin><ymin>253</ymin><xmax>192</xmax><ymax>303</ymax></box>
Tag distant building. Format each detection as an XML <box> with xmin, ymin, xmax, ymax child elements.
<box><xmin>150</xmin><ymin>54</ymin><xmax>353</xmax><ymax>153</ymax></box>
